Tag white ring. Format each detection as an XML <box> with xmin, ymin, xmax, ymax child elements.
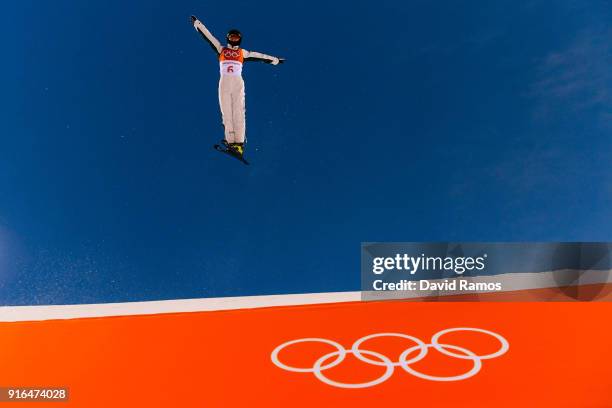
<box><xmin>271</xmin><ymin>338</ymin><xmax>345</xmax><ymax>373</ymax></box>
<box><xmin>431</xmin><ymin>327</ymin><xmax>509</xmax><ymax>360</ymax></box>
<box><xmin>351</xmin><ymin>332</ymin><xmax>428</xmax><ymax>366</ymax></box>
<box><xmin>314</xmin><ymin>349</ymin><xmax>394</xmax><ymax>389</ymax></box>
<box><xmin>399</xmin><ymin>343</ymin><xmax>482</xmax><ymax>382</ymax></box>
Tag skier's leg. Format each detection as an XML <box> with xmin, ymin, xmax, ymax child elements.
<box><xmin>232</xmin><ymin>79</ymin><xmax>246</xmax><ymax>145</ymax></box>
<box><xmin>218</xmin><ymin>78</ymin><xmax>235</xmax><ymax>143</ymax></box>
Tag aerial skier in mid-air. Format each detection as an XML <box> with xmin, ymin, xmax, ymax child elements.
<box><xmin>190</xmin><ymin>15</ymin><xmax>285</xmax><ymax>164</ymax></box>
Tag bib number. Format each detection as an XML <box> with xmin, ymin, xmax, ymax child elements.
<box><xmin>220</xmin><ymin>61</ymin><xmax>242</xmax><ymax>76</ymax></box>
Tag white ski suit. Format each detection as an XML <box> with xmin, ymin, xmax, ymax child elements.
<box><xmin>193</xmin><ymin>19</ymin><xmax>282</xmax><ymax>144</ymax></box>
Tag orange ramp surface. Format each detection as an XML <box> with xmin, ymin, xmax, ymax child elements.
<box><xmin>1</xmin><ymin>300</ymin><xmax>611</xmax><ymax>407</ymax></box>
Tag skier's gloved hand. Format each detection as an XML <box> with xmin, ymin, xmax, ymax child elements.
<box><xmin>190</xmin><ymin>15</ymin><xmax>198</xmax><ymax>25</ymax></box>
<box><xmin>269</xmin><ymin>57</ymin><xmax>285</xmax><ymax>65</ymax></box>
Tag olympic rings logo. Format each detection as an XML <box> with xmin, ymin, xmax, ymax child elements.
<box><xmin>271</xmin><ymin>327</ymin><xmax>509</xmax><ymax>388</ymax></box>
<box><xmin>223</xmin><ymin>49</ymin><xmax>241</xmax><ymax>58</ymax></box>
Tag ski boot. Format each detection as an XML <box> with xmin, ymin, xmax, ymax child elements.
<box><xmin>229</xmin><ymin>143</ymin><xmax>244</xmax><ymax>157</ymax></box>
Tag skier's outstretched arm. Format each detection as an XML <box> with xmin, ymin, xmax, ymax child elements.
<box><xmin>244</xmin><ymin>50</ymin><xmax>285</xmax><ymax>65</ymax></box>
<box><xmin>191</xmin><ymin>15</ymin><xmax>222</xmax><ymax>55</ymax></box>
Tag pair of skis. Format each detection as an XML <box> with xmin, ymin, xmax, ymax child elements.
<box><xmin>213</xmin><ymin>142</ymin><xmax>249</xmax><ymax>165</ymax></box>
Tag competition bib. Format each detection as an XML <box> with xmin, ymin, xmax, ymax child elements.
<box><xmin>219</xmin><ymin>48</ymin><xmax>244</xmax><ymax>76</ymax></box>
<box><xmin>219</xmin><ymin>61</ymin><xmax>243</xmax><ymax>76</ymax></box>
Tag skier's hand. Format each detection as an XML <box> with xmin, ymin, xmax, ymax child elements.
<box><xmin>268</xmin><ymin>57</ymin><xmax>285</xmax><ymax>65</ymax></box>
<box><xmin>190</xmin><ymin>15</ymin><xmax>198</xmax><ymax>25</ymax></box>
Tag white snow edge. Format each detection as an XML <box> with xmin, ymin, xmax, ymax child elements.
<box><xmin>1</xmin><ymin>268</ymin><xmax>610</xmax><ymax>322</ymax></box>
<box><xmin>0</xmin><ymin>292</ymin><xmax>362</xmax><ymax>322</ymax></box>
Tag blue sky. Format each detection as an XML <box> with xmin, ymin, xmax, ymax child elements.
<box><xmin>1</xmin><ymin>0</ymin><xmax>611</xmax><ymax>305</ymax></box>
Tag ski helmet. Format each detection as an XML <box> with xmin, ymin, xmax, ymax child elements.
<box><xmin>226</xmin><ymin>29</ymin><xmax>242</xmax><ymax>46</ymax></box>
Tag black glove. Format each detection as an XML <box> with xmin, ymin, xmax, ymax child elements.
<box><xmin>265</xmin><ymin>57</ymin><xmax>286</xmax><ymax>65</ymax></box>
